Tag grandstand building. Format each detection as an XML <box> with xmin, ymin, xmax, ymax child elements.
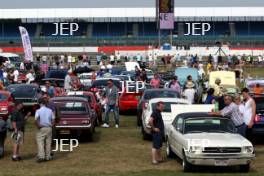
<box><xmin>0</xmin><ymin>0</ymin><xmax>264</xmax><ymax>49</ymax></box>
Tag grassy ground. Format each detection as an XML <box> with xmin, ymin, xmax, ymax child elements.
<box><xmin>1</xmin><ymin>115</ymin><xmax>264</xmax><ymax>176</ymax></box>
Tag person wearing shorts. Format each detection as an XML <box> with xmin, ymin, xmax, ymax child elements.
<box><xmin>148</xmin><ymin>101</ymin><xmax>165</xmax><ymax>164</ymax></box>
<box><xmin>10</xmin><ymin>101</ymin><xmax>31</xmax><ymax>161</ymax></box>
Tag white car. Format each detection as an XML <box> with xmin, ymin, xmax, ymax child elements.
<box><xmin>141</xmin><ymin>98</ymin><xmax>190</xmax><ymax>140</ymax></box>
<box><xmin>78</xmin><ymin>73</ymin><xmax>94</xmax><ymax>87</ymax></box>
<box><xmin>166</xmin><ymin>112</ymin><xmax>255</xmax><ymax>172</ymax></box>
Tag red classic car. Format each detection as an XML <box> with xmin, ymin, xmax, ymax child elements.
<box><xmin>51</xmin><ymin>97</ymin><xmax>97</xmax><ymax>141</ymax></box>
<box><xmin>67</xmin><ymin>91</ymin><xmax>102</xmax><ymax>123</ymax></box>
<box><xmin>119</xmin><ymin>92</ymin><xmax>142</xmax><ymax>112</ymax></box>
<box><xmin>0</xmin><ymin>90</ymin><xmax>14</xmax><ymax>121</ymax></box>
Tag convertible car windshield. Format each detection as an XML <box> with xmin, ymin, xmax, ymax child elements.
<box><xmin>184</xmin><ymin>117</ymin><xmax>236</xmax><ymax>134</ymax></box>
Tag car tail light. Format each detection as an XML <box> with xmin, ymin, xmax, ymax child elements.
<box><xmin>255</xmin><ymin>114</ymin><xmax>261</xmax><ymax>122</ymax></box>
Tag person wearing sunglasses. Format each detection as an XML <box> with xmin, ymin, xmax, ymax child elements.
<box><xmin>101</xmin><ymin>79</ymin><xmax>119</xmax><ymax>128</ymax></box>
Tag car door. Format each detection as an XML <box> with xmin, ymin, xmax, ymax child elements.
<box><xmin>170</xmin><ymin>117</ymin><xmax>184</xmax><ymax>157</ymax></box>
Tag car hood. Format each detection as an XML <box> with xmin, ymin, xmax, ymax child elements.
<box><xmin>184</xmin><ymin>133</ymin><xmax>252</xmax><ymax>147</ymax></box>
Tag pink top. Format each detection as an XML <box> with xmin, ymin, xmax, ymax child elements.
<box><xmin>150</xmin><ymin>78</ymin><xmax>160</xmax><ymax>88</ymax></box>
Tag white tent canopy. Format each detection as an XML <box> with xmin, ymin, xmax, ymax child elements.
<box><xmin>0</xmin><ymin>7</ymin><xmax>264</xmax><ymax>20</ymax></box>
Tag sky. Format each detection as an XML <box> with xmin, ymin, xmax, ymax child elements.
<box><xmin>0</xmin><ymin>0</ymin><xmax>263</xmax><ymax>9</ymax></box>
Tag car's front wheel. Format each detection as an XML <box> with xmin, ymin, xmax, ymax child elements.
<box><xmin>182</xmin><ymin>151</ymin><xmax>193</xmax><ymax>172</ymax></box>
<box><xmin>239</xmin><ymin>164</ymin><xmax>250</xmax><ymax>173</ymax></box>
<box><xmin>166</xmin><ymin>140</ymin><xmax>175</xmax><ymax>158</ymax></box>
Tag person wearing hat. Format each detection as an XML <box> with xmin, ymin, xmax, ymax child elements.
<box><xmin>183</xmin><ymin>81</ymin><xmax>196</xmax><ymax>104</ymax></box>
<box><xmin>148</xmin><ymin>101</ymin><xmax>165</xmax><ymax>164</ymax></box>
<box><xmin>213</xmin><ymin>78</ymin><xmax>222</xmax><ymax>97</ymax></box>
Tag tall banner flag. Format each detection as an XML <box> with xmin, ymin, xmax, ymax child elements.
<box><xmin>19</xmin><ymin>26</ymin><xmax>33</xmax><ymax>62</ymax></box>
<box><xmin>157</xmin><ymin>0</ymin><xmax>174</xmax><ymax>29</ymax></box>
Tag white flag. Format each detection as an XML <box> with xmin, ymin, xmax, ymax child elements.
<box><xmin>19</xmin><ymin>26</ymin><xmax>33</xmax><ymax>62</ymax></box>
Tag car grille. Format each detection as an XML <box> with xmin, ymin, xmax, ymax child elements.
<box><xmin>203</xmin><ymin>147</ymin><xmax>241</xmax><ymax>153</ymax></box>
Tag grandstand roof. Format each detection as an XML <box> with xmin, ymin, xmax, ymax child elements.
<box><xmin>1</xmin><ymin>0</ymin><xmax>264</xmax><ymax>8</ymax></box>
<box><xmin>0</xmin><ymin>0</ymin><xmax>264</xmax><ymax>21</ymax></box>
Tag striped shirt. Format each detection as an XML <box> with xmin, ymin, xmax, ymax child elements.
<box><xmin>220</xmin><ymin>102</ymin><xmax>244</xmax><ymax>127</ymax></box>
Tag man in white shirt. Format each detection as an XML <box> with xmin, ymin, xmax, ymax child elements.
<box><xmin>19</xmin><ymin>62</ymin><xmax>25</xmax><ymax>70</ymax></box>
<box><xmin>13</xmin><ymin>69</ymin><xmax>19</xmax><ymax>83</ymax></box>
<box><xmin>26</xmin><ymin>70</ymin><xmax>35</xmax><ymax>84</ymax></box>
<box><xmin>106</xmin><ymin>62</ymin><xmax>113</xmax><ymax>70</ymax></box>
<box><xmin>35</xmin><ymin>98</ymin><xmax>55</xmax><ymax>162</ymax></box>
<box><xmin>64</xmin><ymin>70</ymin><xmax>72</xmax><ymax>92</ymax></box>
<box><xmin>116</xmin><ymin>52</ymin><xmax>121</xmax><ymax>64</ymax></box>
<box><xmin>110</xmin><ymin>54</ymin><xmax>115</xmax><ymax>65</ymax></box>
<box><xmin>213</xmin><ymin>55</ymin><xmax>218</xmax><ymax>70</ymax></box>
<box><xmin>136</xmin><ymin>53</ymin><xmax>142</xmax><ymax>66</ymax></box>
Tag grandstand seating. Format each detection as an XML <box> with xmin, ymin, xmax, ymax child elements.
<box><xmin>1</xmin><ymin>20</ymin><xmax>264</xmax><ymax>46</ymax></box>
<box><xmin>1</xmin><ymin>21</ymin><xmax>264</xmax><ymax>38</ymax></box>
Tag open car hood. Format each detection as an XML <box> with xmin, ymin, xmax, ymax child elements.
<box><xmin>209</xmin><ymin>71</ymin><xmax>236</xmax><ymax>87</ymax></box>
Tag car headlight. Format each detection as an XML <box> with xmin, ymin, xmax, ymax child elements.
<box><xmin>188</xmin><ymin>146</ymin><xmax>203</xmax><ymax>153</ymax></box>
<box><xmin>242</xmin><ymin>146</ymin><xmax>254</xmax><ymax>154</ymax></box>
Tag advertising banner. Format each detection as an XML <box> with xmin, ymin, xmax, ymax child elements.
<box><xmin>19</xmin><ymin>26</ymin><xmax>33</xmax><ymax>62</ymax></box>
<box><xmin>158</xmin><ymin>0</ymin><xmax>174</xmax><ymax>29</ymax></box>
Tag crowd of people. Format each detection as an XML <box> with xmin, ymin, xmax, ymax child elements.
<box><xmin>0</xmin><ymin>51</ymin><xmax>263</xmax><ymax>165</ymax></box>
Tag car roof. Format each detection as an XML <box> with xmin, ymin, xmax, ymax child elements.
<box><xmin>144</xmin><ymin>89</ymin><xmax>178</xmax><ymax>93</ymax></box>
<box><xmin>148</xmin><ymin>98</ymin><xmax>189</xmax><ymax>104</ymax></box>
<box><xmin>7</xmin><ymin>84</ymin><xmax>39</xmax><ymax>88</ymax></box>
<box><xmin>0</xmin><ymin>53</ymin><xmax>19</xmax><ymax>57</ymax></box>
<box><xmin>79</xmin><ymin>73</ymin><xmax>93</xmax><ymax>76</ymax></box>
<box><xmin>176</xmin><ymin>112</ymin><xmax>224</xmax><ymax>119</ymax></box>
<box><xmin>42</xmin><ymin>78</ymin><xmax>65</xmax><ymax>81</ymax></box>
<box><xmin>50</xmin><ymin>96</ymin><xmax>88</xmax><ymax>102</ymax></box>
<box><xmin>67</xmin><ymin>91</ymin><xmax>94</xmax><ymax>96</ymax></box>
<box><xmin>95</xmin><ymin>78</ymin><xmax>121</xmax><ymax>81</ymax></box>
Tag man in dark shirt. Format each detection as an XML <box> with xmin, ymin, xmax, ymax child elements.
<box><xmin>148</xmin><ymin>101</ymin><xmax>165</xmax><ymax>164</ymax></box>
<box><xmin>11</xmin><ymin>101</ymin><xmax>31</xmax><ymax>161</ymax></box>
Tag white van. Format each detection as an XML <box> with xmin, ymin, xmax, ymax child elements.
<box><xmin>0</xmin><ymin>53</ymin><xmax>22</xmax><ymax>67</ymax></box>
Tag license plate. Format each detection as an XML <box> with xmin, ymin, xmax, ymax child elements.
<box><xmin>60</xmin><ymin>130</ymin><xmax>70</xmax><ymax>135</ymax></box>
<box><xmin>215</xmin><ymin>159</ymin><xmax>228</xmax><ymax>166</ymax></box>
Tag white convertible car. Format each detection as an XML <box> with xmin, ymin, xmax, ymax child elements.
<box><xmin>141</xmin><ymin>98</ymin><xmax>190</xmax><ymax>140</ymax></box>
<box><xmin>166</xmin><ymin>112</ymin><xmax>255</xmax><ymax>172</ymax></box>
